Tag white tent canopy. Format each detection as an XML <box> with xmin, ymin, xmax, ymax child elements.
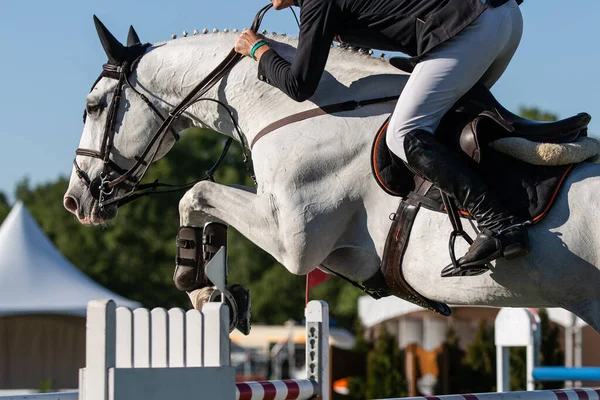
<box><xmin>0</xmin><ymin>202</ymin><xmax>140</xmax><ymax>316</ymax></box>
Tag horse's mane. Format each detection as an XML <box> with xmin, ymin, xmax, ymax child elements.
<box><xmin>152</xmin><ymin>31</ymin><xmax>395</xmax><ymax>72</ymax></box>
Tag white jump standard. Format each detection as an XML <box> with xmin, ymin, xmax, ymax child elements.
<box><xmin>77</xmin><ymin>299</ymin><xmax>329</xmax><ymax>400</ymax></box>
<box><xmin>495</xmin><ymin>308</ymin><xmax>600</xmax><ymax>392</ymax></box>
<box><xmin>0</xmin><ymin>299</ymin><xmax>328</xmax><ymax>400</ymax></box>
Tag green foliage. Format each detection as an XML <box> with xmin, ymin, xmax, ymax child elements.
<box><xmin>309</xmin><ymin>278</ymin><xmax>364</xmax><ymax>328</ymax></box>
<box><xmin>440</xmin><ymin>322</ymin><xmax>497</xmax><ymax>394</ymax></box>
<box><xmin>38</xmin><ymin>379</ymin><xmax>53</xmax><ymax>393</ymax></box>
<box><xmin>518</xmin><ymin>107</ymin><xmax>558</xmax><ymax>122</ymax></box>
<box><xmin>509</xmin><ymin>347</ymin><xmax>527</xmax><ymax>391</ymax></box>
<box><xmin>365</xmin><ymin>327</ymin><xmax>407</xmax><ymax>399</ymax></box>
<box><xmin>352</xmin><ymin>316</ymin><xmax>373</xmax><ymax>354</ymax></box>
<box><xmin>440</xmin><ymin>326</ymin><xmax>472</xmax><ymax>394</ymax></box>
<box><xmin>348</xmin><ymin>375</ymin><xmax>367</xmax><ymax>400</ymax></box>
<box><xmin>0</xmin><ymin>192</ymin><xmax>9</xmax><ymax>223</ymax></box>
<box><xmin>464</xmin><ymin>321</ymin><xmax>497</xmax><ymax>392</ymax></box>
<box><xmin>347</xmin><ymin>316</ymin><xmax>373</xmax><ymax>399</ymax></box>
<box><xmin>537</xmin><ymin>309</ymin><xmax>564</xmax><ymax>389</ymax></box>
<box><xmin>249</xmin><ymin>265</ymin><xmax>306</xmax><ymax>324</ymax></box>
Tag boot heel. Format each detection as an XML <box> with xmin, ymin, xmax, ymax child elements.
<box><xmin>503</xmin><ymin>243</ymin><xmax>529</xmax><ymax>260</ymax></box>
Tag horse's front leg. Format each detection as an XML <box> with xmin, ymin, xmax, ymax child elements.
<box><xmin>180</xmin><ymin>179</ymin><xmax>336</xmax><ymax>275</ymax></box>
<box><xmin>179</xmin><ymin>180</ymin><xmax>286</xmax><ymax>261</ymax></box>
<box><xmin>179</xmin><ymin>180</ymin><xmax>288</xmax><ymax>309</ymax></box>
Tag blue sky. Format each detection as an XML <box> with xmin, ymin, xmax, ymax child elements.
<box><xmin>0</xmin><ymin>0</ymin><xmax>598</xmax><ymax>199</ymax></box>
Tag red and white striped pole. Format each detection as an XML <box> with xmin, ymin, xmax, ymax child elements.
<box><xmin>235</xmin><ymin>379</ymin><xmax>319</xmax><ymax>400</ymax></box>
<box><xmin>378</xmin><ymin>388</ymin><xmax>600</xmax><ymax>400</ymax></box>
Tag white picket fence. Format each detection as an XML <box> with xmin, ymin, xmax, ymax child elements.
<box><xmin>0</xmin><ymin>299</ymin><xmax>328</xmax><ymax>400</ymax></box>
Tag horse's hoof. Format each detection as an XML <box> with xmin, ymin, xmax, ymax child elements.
<box><xmin>187</xmin><ymin>287</ymin><xmax>216</xmax><ymax>310</ymax></box>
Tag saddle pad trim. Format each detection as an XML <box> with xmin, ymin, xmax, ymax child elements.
<box><xmin>371</xmin><ymin>119</ymin><xmax>399</xmax><ymax>196</ymax></box>
<box><xmin>531</xmin><ymin>164</ymin><xmax>573</xmax><ymax>223</ymax></box>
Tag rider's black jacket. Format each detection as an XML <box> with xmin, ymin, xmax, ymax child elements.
<box><xmin>257</xmin><ymin>0</ymin><xmax>501</xmax><ymax>101</ymax></box>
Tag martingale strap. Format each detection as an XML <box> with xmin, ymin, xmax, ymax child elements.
<box><xmin>251</xmin><ymin>96</ymin><xmax>400</xmax><ymax>148</ymax></box>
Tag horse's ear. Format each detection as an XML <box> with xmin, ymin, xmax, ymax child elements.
<box><xmin>93</xmin><ymin>15</ymin><xmax>126</xmax><ymax>64</ymax></box>
<box><xmin>127</xmin><ymin>25</ymin><xmax>141</xmax><ymax>47</ymax></box>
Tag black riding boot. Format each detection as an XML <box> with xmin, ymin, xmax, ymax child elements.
<box><xmin>403</xmin><ymin>130</ymin><xmax>530</xmax><ymax>276</ymax></box>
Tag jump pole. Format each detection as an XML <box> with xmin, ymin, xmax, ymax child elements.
<box><xmin>377</xmin><ymin>388</ymin><xmax>600</xmax><ymax>400</ymax></box>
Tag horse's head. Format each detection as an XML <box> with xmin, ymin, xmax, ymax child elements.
<box><xmin>64</xmin><ymin>17</ymin><xmax>178</xmax><ymax>225</ymax></box>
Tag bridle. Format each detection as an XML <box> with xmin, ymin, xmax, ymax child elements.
<box><xmin>74</xmin><ymin>5</ymin><xmax>272</xmax><ymax>210</ymax></box>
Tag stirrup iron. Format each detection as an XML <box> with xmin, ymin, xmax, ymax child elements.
<box><xmin>439</xmin><ymin>191</ymin><xmax>489</xmax><ymax>277</ymax></box>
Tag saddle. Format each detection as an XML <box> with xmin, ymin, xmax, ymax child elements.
<box><xmin>369</xmin><ymin>62</ymin><xmax>591</xmax><ymax>315</ymax></box>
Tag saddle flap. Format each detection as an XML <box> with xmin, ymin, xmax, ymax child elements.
<box><xmin>459</xmin><ymin>118</ymin><xmax>484</xmax><ymax>163</ymax></box>
<box><xmin>459</xmin><ymin>115</ymin><xmax>506</xmax><ymax>163</ymax></box>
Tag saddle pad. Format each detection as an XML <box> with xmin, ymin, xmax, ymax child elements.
<box><xmin>371</xmin><ymin>117</ymin><xmax>573</xmax><ymax>223</ymax></box>
<box><xmin>371</xmin><ymin>119</ymin><xmax>415</xmax><ymax>198</ymax></box>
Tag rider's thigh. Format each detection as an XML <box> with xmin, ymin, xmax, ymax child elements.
<box><xmin>480</xmin><ymin>2</ymin><xmax>524</xmax><ymax>88</ymax></box>
<box><xmin>386</xmin><ymin>0</ymin><xmax>523</xmax><ymax>161</ymax></box>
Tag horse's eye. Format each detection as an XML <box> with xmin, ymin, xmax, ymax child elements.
<box><xmin>86</xmin><ymin>104</ymin><xmax>101</xmax><ymax>115</ymax></box>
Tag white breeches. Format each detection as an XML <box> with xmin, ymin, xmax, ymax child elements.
<box><xmin>386</xmin><ymin>0</ymin><xmax>523</xmax><ymax>161</ymax></box>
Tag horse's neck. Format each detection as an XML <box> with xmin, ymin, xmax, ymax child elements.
<box><xmin>134</xmin><ymin>34</ymin><xmax>403</xmax><ymax>146</ymax></box>
<box><xmin>133</xmin><ymin>35</ymin><xmax>290</xmax><ymax>144</ymax></box>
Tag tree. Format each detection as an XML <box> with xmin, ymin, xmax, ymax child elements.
<box><xmin>438</xmin><ymin>326</ymin><xmax>473</xmax><ymax>394</ymax></box>
<box><xmin>365</xmin><ymin>326</ymin><xmax>407</xmax><ymax>399</ymax></box>
<box><xmin>347</xmin><ymin>317</ymin><xmax>372</xmax><ymax>400</ymax></box>
<box><xmin>518</xmin><ymin>107</ymin><xmax>558</xmax><ymax>122</ymax></box>
<box><xmin>463</xmin><ymin>321</ymin><xmax>497</xmax><ymax>392</ymax></box>
<box><xmin>0</xmin><ymin>192</ymin><xmax>10</xmax><ymax>223</ymax></box>
<box><xmin>537</xmin><ymin>309</ymin><xmax>564</xmax><ymax>389</ymax></box>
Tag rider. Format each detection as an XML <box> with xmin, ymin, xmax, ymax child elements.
<box><xmin>234</xmin><ymin>0</ymin><xmax>529</xmax><ymax>276</ymax></box>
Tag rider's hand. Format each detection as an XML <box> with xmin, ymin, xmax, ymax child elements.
<box><xmin>235</xmin><ymin>30</ymin><xmax>271</xmax><ymax>60</ymax></box>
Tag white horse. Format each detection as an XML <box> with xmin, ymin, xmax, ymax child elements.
<box><xmin>63</xmin><ymin>22</ymin><xmax>600</xmax><ymax>332</ymax></box>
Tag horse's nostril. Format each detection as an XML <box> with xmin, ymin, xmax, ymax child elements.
<box><xmin>63</xmin><ymin>196</ymin><xmax>79</xmax><ymax>214</ymax></box>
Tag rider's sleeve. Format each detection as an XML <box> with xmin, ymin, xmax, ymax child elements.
<box><xmin>257</xmin><ymin>0</ymin><xmax>339</xmax><ymax>102</ymax></box>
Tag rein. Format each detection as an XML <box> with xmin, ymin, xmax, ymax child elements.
<box><xmin>75</xmin><ymin>4</ymin><xmax>273</xmax><ymax>209</ymax></box>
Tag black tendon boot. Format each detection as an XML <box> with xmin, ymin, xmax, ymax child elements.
<box><xmin>403</xmin><ymin>130</ymin><xmax>530</xmax><ymax>276</ymax></box>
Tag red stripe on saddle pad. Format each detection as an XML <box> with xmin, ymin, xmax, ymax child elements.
<box><xmin>531</xmin><ymin>164</ymin><xmax>573</xmax><ymax>223</ymax></box>
<box><xmin>372</xmin><ymin>120</ymin><xmax>393</xmax><ymax>194</ymax></box>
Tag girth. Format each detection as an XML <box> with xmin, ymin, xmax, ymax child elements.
<box><xmin>376</xmin><ymin>178</ymin><xmax>452</xmax><ymax>316</ymax></box>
